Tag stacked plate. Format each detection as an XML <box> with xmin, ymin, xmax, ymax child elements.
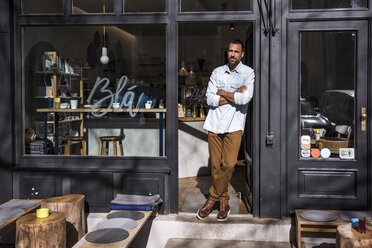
<box><xmin>85</xmin><ymin>210</ymin><xmax>144</xmax><ymax>244</ymax></box>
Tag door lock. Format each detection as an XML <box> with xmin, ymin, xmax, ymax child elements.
<box><xmin>361</xmin><ymin>107</ymin><xmax>367</xmax><ymax>131</ymax></box>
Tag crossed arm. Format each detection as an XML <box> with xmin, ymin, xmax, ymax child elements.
<box><xmin>217</xmin><ymin>86</ymin><xmax>247</xmax><ymax>105</ymax></box>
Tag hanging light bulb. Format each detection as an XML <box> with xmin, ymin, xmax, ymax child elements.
<box><xmin>230</xmin><ymin>23</ymin><xmax>235</xmax><ymax>30</ymax></box>
<box><xmin>100</xmin><ymin>2</ymin><xmax>109</xmax><ymax>64</ymax></box>
<box><xmin>100</xmin><ymin>47</ymin><xmax>109</xmax><ymax>64</ymax></box>
<box><xmin>179</xmin><ymin>61</ymin><xmax>188</xmax><ymax>76</ymax></box>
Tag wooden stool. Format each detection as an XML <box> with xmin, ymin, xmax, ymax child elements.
<box><xmin>337</xmin><ymin>224</ymin><xmax>372</xmax><ymax>248</ymax></box>
<box><xmin>42</xmin><ymin>194</ymin><xmax>86</xmax><ymax>248</ymax></box>
<box><xmin>16</xmin><ymin>211</ymin><xmax>66</xmax><ymax>248</ymax></box>
<box><xmin>64</xmin><ymin>136</ymin><xmax>86</xmax><ymax>155</ymax></box>
<box><xmin>99</xmin><ymin>136</ymin><xmax>124</xmax><ymax>156</ymax></box>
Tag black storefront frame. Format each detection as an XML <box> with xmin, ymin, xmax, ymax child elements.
<box><xmin>10</xmin><ymin>0</ymin><xmax>261</xmax><ymax>214</ymax></box>
<box><xmin>6</xmin><ymin>0</ymin><xmax>372</xmax><ymax>217</ymax></box>
<box><xmin>280</xmin><ymin>0</ymin><xmax>372</xmax><ymax>217</ymax></box>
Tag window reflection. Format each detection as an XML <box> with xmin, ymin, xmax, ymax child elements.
<box><xmin>181</xmin><ymin>0</ymin><xmax>251</xmax><ymax>12</ymax></box>
<box><xmin>124</xmin><ymin>0</ymin><xmax>165</xmax><ymax>12</ymax></box>
<box><xmin>22</xmin><ymin>0</ymin><xmax>63</xmax><ymax>14</ymax></box>
<box><xmin>299</xmin><ymin>31</ymin><xmax>356</xmax><ymax>159</ymax></box>
<box><xmin>73</xmin><ymin>0</ymin><xmax>114</xmax><ymax>14</ymax></box>
<box><xmin>23</xmin><ymin>25</ymin><xmax>166</xmax><ymax>157</ymax></box>
<box><xmin>292</xmin><ymin>0</ymin><xmax>367</xmax><ymax>10</ymax></box>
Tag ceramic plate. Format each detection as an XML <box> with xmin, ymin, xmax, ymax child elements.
<box><xmin>107</xmin><ymin>211</ymin><xmax>145</xmax><ymax>221</ymax></box>
<box><xmin>97</xmin><ymin>218</ymin><xmax>137</xmax><ymax>231</ymax></box>
<box><xmin>0</xmin><ymin>200</ymin><xmax>37</xmax><ymax>209</ymax></box>
<box><xmin>85</xmin><ymin>228</ymin><xmax>129</xmax><ymax>244</ymax></box>
<box><xmin>340</xmin><ymin>211</ymin><xmax>372</xmax><ymax>222</ymax></box>
<box><xmin>300</xmin><ymin>210</ymin><xmax>338</xmax><ymax>222</ymax></box>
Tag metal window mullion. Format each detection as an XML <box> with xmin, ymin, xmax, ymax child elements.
<box><xmin>115</xmin><ymin>0</ymin><xmax>122</xmax><ymax>15</ymax></box>
<box><xmin>18</xmin><ymin>15</ymin><xmax>168</xmax><ymax>25</ymax></box>
<box><xmin>65</xmin><ymin>0</ymin><xmax>72</xmax><ymax>16</ymax></box>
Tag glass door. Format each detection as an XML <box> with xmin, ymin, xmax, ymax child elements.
<box><xmin>287</xmin><ymin>20</ymin><xmax>368</xmax><ymax>211</ymax></box>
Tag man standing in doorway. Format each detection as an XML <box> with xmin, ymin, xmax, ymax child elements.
<box><xmin>197</xmin><ymin>39</ymin><xmax>254</xmax><ymax>222</ymax></box>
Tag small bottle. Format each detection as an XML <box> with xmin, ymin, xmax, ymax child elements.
<box><xmin>359</xmin><ymin>217</ymin><xmax>366</xmax><ymax>233</ymax></box>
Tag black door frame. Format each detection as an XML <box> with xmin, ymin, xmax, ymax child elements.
<box><xmin>286</xmin><ymin>20</ymin><xmax>369</xmax><ymax>211</ymax></box>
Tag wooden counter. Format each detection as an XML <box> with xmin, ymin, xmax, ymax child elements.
<box><xmin>37</xmin><ymin>108</ymin><xmax>167</xmax><ymax>113</ymax></box>
<box><xmin>178</xmin><ymin>117</ymin><xmax>206</xmax><ymax>122</ymax></box>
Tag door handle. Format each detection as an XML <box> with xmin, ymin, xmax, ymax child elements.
<box><xmin>361</xmin><ymin>107</ymin><xmax>367</xmax><ymax>131</ymax></box>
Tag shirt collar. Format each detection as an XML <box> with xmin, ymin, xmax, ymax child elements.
<box><xmin>225</xmin><ymin>62</ymin><xmax>242</xmax><ymax>74</ymax></box>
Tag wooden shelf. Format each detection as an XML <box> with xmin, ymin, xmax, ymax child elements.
<box><xmin>34</xmin><ymin>96</ymin><xmax>82</xmax><ymax>99</ymax></box>
<box><xmin>34</xmin><ymin>70</ymin><xmax>80</xmax><ymax>77</ymax></box>
<box><xmin>37</xmin><ymin>108</ymin><xmax>167</xmax><ymax>113</ymax></box>
<box><xmin>34</xmin><ymin>118</ymin><xmax>82</xmax><ymax>124</ymax></box>
<box><xmin>178</xmin><ymin>117</ymin><xmax>206</xmax><ymax>122</ymax></box>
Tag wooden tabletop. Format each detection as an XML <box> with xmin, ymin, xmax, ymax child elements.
<box><xmin>296</xmin><ymin>209</ymin><xmax>349</xmax><ymax>227</ymax></box>
<box><xmin>37</xmin><ymin>108</ymin><xmax>167</xmax><ymax>113</ymax></box>
<box><xmin>73</xmin><ymin>209</ymin><xmax>155</xmax><ymax>248</ymax></box>
<box><xmin>0</xmin><ymin>199</ymin><xmax>43</xmax><ymax>235</ymax></box>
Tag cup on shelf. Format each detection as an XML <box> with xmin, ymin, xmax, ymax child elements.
<box><xmin>70</xmin><ymin>99</ymin><xmax>78</xmax><ymax>109</ymax></box>
<box><xmin>54</xmin><ymin>98</ymin><xmax>61</xmax><ymax>109</ymax></box>
<box><xmin>113</xmin><ymin>102</ymin><xmax>120</xmax><ymax>110</ymax></box>
<box><xmin>145</xmin><ymin>100</ymin><xmax>152</xmax><ymax>109</ymax></box>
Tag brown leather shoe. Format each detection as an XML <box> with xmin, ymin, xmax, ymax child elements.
<box><xmin>196</xmin><ymin>198</ymin><xmax>215</xmax><ymax>220</ymax></box>
<box><xmin>217</xmin><ymin>203</ymin><xmax>230</xmax><ymax>222</ymax></box>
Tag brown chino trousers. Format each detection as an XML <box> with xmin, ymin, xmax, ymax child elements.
<box><xmin>208</xmin><ymin>130</ymin><xmax>242</xmax><ymax>204</ymax></box>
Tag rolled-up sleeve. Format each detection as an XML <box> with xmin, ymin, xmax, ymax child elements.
<box><xmin>234</xmin><ymin>69</ymin><xmax>255</xmax><ymax>105</ymax></box>
<box><xmin>206</xmin><ymin>69</ymin><xmax>221</xmax><ymax>107</ymax></box>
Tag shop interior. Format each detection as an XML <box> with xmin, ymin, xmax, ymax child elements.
<box><xmin>177</xmin><ymin>22</ymin><xmax>253</xmax><ymax>214</ymax></box>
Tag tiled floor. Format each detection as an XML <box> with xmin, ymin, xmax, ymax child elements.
<box><xmin>178</xmin><ymin>164</ymin><xmax>249</xmax><ymax>214</ymax></box>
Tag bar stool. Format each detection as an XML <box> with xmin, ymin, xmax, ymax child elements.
<box><xmin>64</xmin><ymin>136</ymin><xmax>86</xmax><ymax>155</ymax></box>
<box><xmin>99</xmin><ymin>136</ymin><xmax>124</xmax><ymax>156</ymax></box>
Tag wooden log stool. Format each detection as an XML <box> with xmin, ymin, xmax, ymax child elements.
<box><xmin>337</xmin><ymin>224</ymin><xmax>372</xmax><ymax>248</ymax></box>
<box><xmin>16</xmin><ymin>211</ymin><xmax>66</xmax><ymax>248</ymax></box>
<box><xmin>64</xmin><ymin>136</ymin><xmax>86</xmax><ymax>155</ymax></box>
<box><xmin>99</xmin><ymin>136</ymin><xmax>124</xmax><ymax>156</ymax></box>
<box><xmin>42</xmin><ymin>194</ymin><xmax>86</xmax><ymax>248</ymax></box>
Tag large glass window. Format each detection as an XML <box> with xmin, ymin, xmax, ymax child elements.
<box><xmin>73</xmin><ymin>0</ymin><xmax>114</xmax><ymax>14</ymax></box>
<box><xmin>292</xmin><ymin>0</ymin><xmax>367</xmax><ymax>10</ymax></box>
<box><xmin>124</xmin><ymin>0</ymin><xmax>166</xmax><ymax>13</ymax></box>
<box><xmin>299</xmin><ymin>31</ymin><xmax>356</xmax><ymax>159</ymax></box>
<box><xmin>23</xmin><ymin>25</ymin><xmax>166</xmax><ymax>157</ymax></box>
<box><xmin>181</xmin><ymin>0</ymin><xmax>251</xmax><ymax>12</ymax></box>
<box><xmin>22</xmin><ymin>0</ymin><xmax>63</xmax><ymax>14</ymax></box>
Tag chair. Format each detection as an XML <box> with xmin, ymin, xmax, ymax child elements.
<box><xmin>64</xmin><ymin>136</ymin><xmax>86</xmax><ymax>155</ymax></box>
<box><xmin>99</xmin><ymin>136</ymin><xmax>124</xmax><ymax>156</ymax></box>
<box><xmin>316</xmin><ymin>125</ymin><xmax>352</xmax><ymax>154</ymax></box>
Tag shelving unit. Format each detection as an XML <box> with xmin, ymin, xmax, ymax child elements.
<box><xmin>31</xmin><ymin>51</ymin><xmax>85</xmax><ymax>154</ymax></box>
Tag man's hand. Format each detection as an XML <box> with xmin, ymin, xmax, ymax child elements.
<box><xmin>238</xmin><ymin>85</ymin><xmax>247</xmax><ymax>93</ymax></box>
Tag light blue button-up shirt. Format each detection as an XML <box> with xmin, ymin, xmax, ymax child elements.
<box><xmin>203</xmin><ymin>62</ymin><xmax>255</xmax><ymax>134</ymax></box>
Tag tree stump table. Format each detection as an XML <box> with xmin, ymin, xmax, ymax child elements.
<box><xmin>16</xmin><ymin>211</ymin><xmax>66</xmax><ymax>248</ymax></box>
<box><xmin>41</xmin><ymin>194</ymin><xmax>86</xmax><ymax>247</ymax></box>
<box><xmin>337</xmin><ymin>224</ymin><xmax>372</xmax><ymax>248</ymax></box>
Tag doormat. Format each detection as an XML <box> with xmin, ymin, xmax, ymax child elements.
<box><xmin>180</xmin><ymin>194</ymin><xmax>239</xmax><ymax>214</ymax></box>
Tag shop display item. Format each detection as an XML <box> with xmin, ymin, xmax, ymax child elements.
<box><xmin>300</xmin><ymin>135</ymin><xmax>311</xmax><ymax>150</ymax></box>
<box><xmin>85</xmin><ymin>228</ymin><xmax>129</xmax><ymax>244</ymax></box>
<box><xmin>300</xmin><ymin>210</ymin><xmax>338</xmax><ymax>222</ymax></box>
<box><xmin>301</xmin><ymin>149</ymin><xmax>310</xmax><ymax>158</ymax></box>
<box><xmin>97</xmin><ymin>218</ymin><xmax>137</xmax><ymax>230</ymax></box>
<box><xmin>107</xmin><ymin>211</ymin><xmax>145</xmax><ymax>221</ymax></box>
<box><xmin>320</xmin><ymin>148</ymin><xmax>331</xmax><ymax>158</ymax></box>
<box><xmin>311</xmin><ymin>148</ymin><xmax>320</xmax><ymax>158</ymax></box>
